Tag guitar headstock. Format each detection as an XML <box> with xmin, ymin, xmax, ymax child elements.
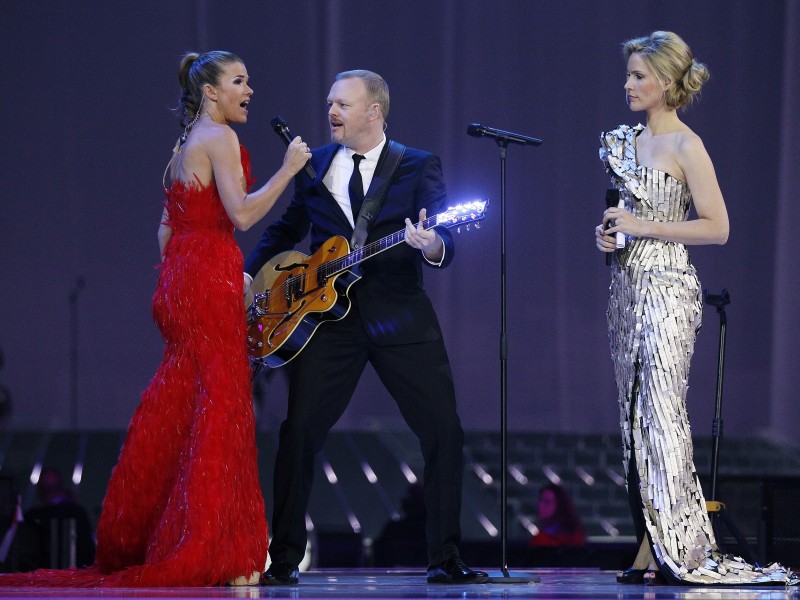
<box><xmin>435</xmin><ymin>200</ymin><xmax>488</xmax><ymax>231</ymax></box>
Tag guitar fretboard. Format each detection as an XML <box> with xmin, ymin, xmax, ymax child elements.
<box><xmin>318</xmin><ymin>215</ymin><xmax>437</xmax><ymax>281</ymax></box>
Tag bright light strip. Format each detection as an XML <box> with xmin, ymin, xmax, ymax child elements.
<box><xmin>508</xmin><ymin>464</ymin><xmax>528</xmax><ymax>485</ymax></box>
<box><xmin>400</xmin><ymin>462</ymin><xmax>417</xmax><ymax>484</ymax></box>
<box><xmin>361</xmin><ymin>462</ymin><xmax>378</xmax><ymax>484</ymax></box>
<box><xmin>72</xmin><ymin>463</ymin><xmax>84</xmax><ymax>486</ymax></box>
<box><xmin>347</xmin><ymin>512</ymin><xmax>362</xmax><ymax>534</ymax></box>
<box><xmin>542</xmin><ymin>465</ymin><xmax>561</xmax><ymax>485</ymax></box>
<box><xmin>477</xmin><ymin>513</ymin><xmax>499</xmax><ymax>537</ymax></box>
<box><xmin>600</xmin><ymin>519</ymin><xmax>620</xmax><ymax>537</ymax></box>
<box><xmin>519</xmin><ymin>515</ymin><xmax>539</xmax><ymax>536</ymax></box>
<box><xmin>29</xmin><ymin>462</ymin><xmax>43</xmax><ymax>485</ymax></box>
<box><xmin>322</xmin><ymin>460</ymin><xmax>338</xmax><ymax>484</ymax></box>
<box><xmin>575</xmin><ymin>466</ymin><xmax>595</xmax><ymax>486</ymax></box>
<box><xmin>472</xmin><ymin>464</ymin><xmax>494</xmax><ymax>485</ymax></box>
<box><xmin>605</xmin><ymin>467</ymin><xmax>625</xmax><ymax>486</ymax></box>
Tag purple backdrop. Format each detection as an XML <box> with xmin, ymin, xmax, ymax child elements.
<box><xmin>1</xmin><ymin>1</ymin><xmax>798</xmax><ymax>439</ymax></box>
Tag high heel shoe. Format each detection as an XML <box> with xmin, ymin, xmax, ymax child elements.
<box><xmin>644</xmin><ymin>570</ymin><xmax>667</xmax><ymax>585</ymax></box>
<box><xmin>227</xmin><ymin>571</ymin><xmax>261</xmax><ymax>586</ymax></box>
<box><xmin>616</xmin><ymin>567</ymin><xmax>647</xmax><ymax>584</ymax></box>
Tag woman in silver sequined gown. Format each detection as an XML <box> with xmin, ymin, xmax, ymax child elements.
<box><xmin>596</xmin><ymin>32</ymin><xmax>796</xmax><ymax>586</ymax></box>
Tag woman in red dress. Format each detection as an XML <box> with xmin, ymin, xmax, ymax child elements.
<box><xmin>1</xmin><ymin>50</ymin><xmax>310</xmax><ymax>587</ymax></box>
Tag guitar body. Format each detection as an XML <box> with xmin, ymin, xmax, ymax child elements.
<box><xmin>246</xmin><ymin>236</ymin><xmax>360</xmax><ymax>367</ymax></box>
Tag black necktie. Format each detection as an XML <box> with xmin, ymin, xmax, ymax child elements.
<box><xmin>349</xmin><ymin>153</ymin><xmax>366</xmax><ymax>221</ymax></box>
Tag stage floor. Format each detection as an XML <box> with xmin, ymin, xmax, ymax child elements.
<box><xmin>0</xmin><ymin>569</ymin><xmax>798</xmax><ymax>599</ymax></box>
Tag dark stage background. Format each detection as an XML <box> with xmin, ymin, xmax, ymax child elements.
<box><xmin>1</xmin><ymin>1</ymin><xmax>798</xmax><ymax>440</ymax></box>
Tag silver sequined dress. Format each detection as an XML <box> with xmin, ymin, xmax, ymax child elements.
<box><xmin>600</xmin><ymin>124</ymin><xmax>795</xmax><ymax>585</ymax></box>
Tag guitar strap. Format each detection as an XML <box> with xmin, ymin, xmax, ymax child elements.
<box><xmin>350</xmin><ymin>139</ymin><xmax>406</xmax><ymax>250</ymax></box>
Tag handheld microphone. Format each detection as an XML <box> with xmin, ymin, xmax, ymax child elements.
<box><xmin>466</xmin><ymin>123</ymin><xmax>542</xmax><ymax>146</ymax></box>
<box><xmin>270</xmin><ymin>116</ymin><xmax>316</xmax><ymax>180</ymax></box>
<box><xmin>604</xmin><ymin>188</ymin><xmax>626</xmax><ymax>266</ymax></box>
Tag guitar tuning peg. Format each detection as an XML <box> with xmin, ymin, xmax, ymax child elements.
<box><xmin>456</xmin><ymin>226</ymin><xmax>462</xmax><ymax>234</ymax></box>
<box><xmin>475</xmin><ymin>222</ymin><xmax>481</xmax><ymax>229</ymax></box>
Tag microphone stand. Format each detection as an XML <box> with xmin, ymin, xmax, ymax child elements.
<box><xmin>476</xmin><ymin>129</ymin><xmax>541</xmax><ymax>584</ymax></box>
<box><xmin>706</xmin><ymin>289</ymin><xmax>729</xmax><ymax>506</ymax></box>
<box><xmin>703</xmin><ymin>289</ymin><xmax>755</xmax><ymax>563</ymax></box>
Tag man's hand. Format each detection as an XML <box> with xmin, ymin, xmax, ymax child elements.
<box><xmin>405</xmin><ymin>208</ymin><xmax>444</xmax><ymax>262</ymax></box>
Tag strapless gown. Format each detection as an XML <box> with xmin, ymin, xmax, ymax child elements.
<box><xmin>1</xmin><ymin>145</ymin><xmax>267</xmax><ymax>586</ymax></box>
<box><xmin>600</xmin><ymin>125</ymin><xmax>795</xmax><ymax>585</ymax></box>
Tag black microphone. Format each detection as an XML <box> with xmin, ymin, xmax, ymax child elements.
<box><xmin>604</xmin><ymin>188</ymin><xmax>623</xmax><ymax>266</ymax></box>
<box><xmin>270</xmin><ymin>116</ymin><xmax>316</xmax><ymax>180</ymax></box>
<box><xmin>467</xmin><ymin>123</ymin><xmax>542</xmax><ymax>146</ymax></box>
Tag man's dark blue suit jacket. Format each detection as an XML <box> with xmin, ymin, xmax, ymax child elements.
<box><xmin>244</xmin><ymin>141</ymin><xmax>455</xmax><ymax>346</ymax></box>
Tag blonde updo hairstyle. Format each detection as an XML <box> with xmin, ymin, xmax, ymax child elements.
<box><xmin>176</xmin><ymin>50</ymin><xmax>242</xmax><ymax>128</ymax></box>
<box><xmin>623</xmin><ymin>31</ymin><xmax>709</xmax><ymax>110</ymax></box>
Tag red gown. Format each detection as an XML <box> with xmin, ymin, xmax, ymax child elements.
<box><xmin>2</xmin><ymin>146</ymin><xmax>267</xmax><ymax>587</ymax></box>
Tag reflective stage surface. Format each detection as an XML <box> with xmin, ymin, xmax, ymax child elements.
<box><xmin>0</xmin><ymin>569</ymin><xmax>798</xmax><ymax>600</ymax></box>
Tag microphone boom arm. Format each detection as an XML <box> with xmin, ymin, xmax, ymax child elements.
<box><xmin>467</xmin><ymin>123</ymin><xmax>542</xmax><ymax>146</ymax></box>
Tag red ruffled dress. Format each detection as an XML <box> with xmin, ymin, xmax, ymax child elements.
<box><xmin>2</xmin><ymin>145</ymin><xmax>267</xmax><ymax>587</ymax></box>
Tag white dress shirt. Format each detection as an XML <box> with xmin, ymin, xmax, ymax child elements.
<box><xmin>323</xmin><ymin>136</ymin><xmax>386</xmax><ymax>228</ymax></box>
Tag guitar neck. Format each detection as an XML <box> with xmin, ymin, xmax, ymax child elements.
<box><xmin>322</xmin><ymin>215</ymin><xmax>438</xmax><ymax>278</ymax></box>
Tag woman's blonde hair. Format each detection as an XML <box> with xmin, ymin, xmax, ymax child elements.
<box><xmin>623</xmin><ymin>31</ymin><xmax>709</xmax><ymax>109</ymax></box>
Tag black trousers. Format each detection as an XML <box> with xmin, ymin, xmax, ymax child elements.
<box><xmin>268</xmin><ymin>304</ymin><xmax>464</xmax><ymax>567</ymax></box>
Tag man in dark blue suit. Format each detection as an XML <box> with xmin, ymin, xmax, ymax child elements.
<box><xmin>245</xmin><ymin>70</ymin><xmax>486</xmax><ymax>585</ymax></box>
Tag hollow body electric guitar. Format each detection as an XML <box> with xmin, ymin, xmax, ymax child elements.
<box><xmin>245</xmin><ymin>200</ymin><xmax>487</xmax><ymax>367</ymax></box>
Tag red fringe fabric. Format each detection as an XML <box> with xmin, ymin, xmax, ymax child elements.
<box><xmin>1</xmin><ymin>146</ymin><xmax>267</xmax><ymax>587</ymax></box>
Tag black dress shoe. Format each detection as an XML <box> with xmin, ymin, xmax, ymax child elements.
<box><xmin>616</xmin><ymin>567</ymin><xmax>647</xmax><ymax>584</ymax></box>
<box><xmin>427</xmin><ymin>557</ymin><xmax>489</xmax><ymax>584</ymax></box>
<box><xmin>262</xmin><ymin>561</ymin><xmax>299</xmax><ymax>585</ymax></box>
